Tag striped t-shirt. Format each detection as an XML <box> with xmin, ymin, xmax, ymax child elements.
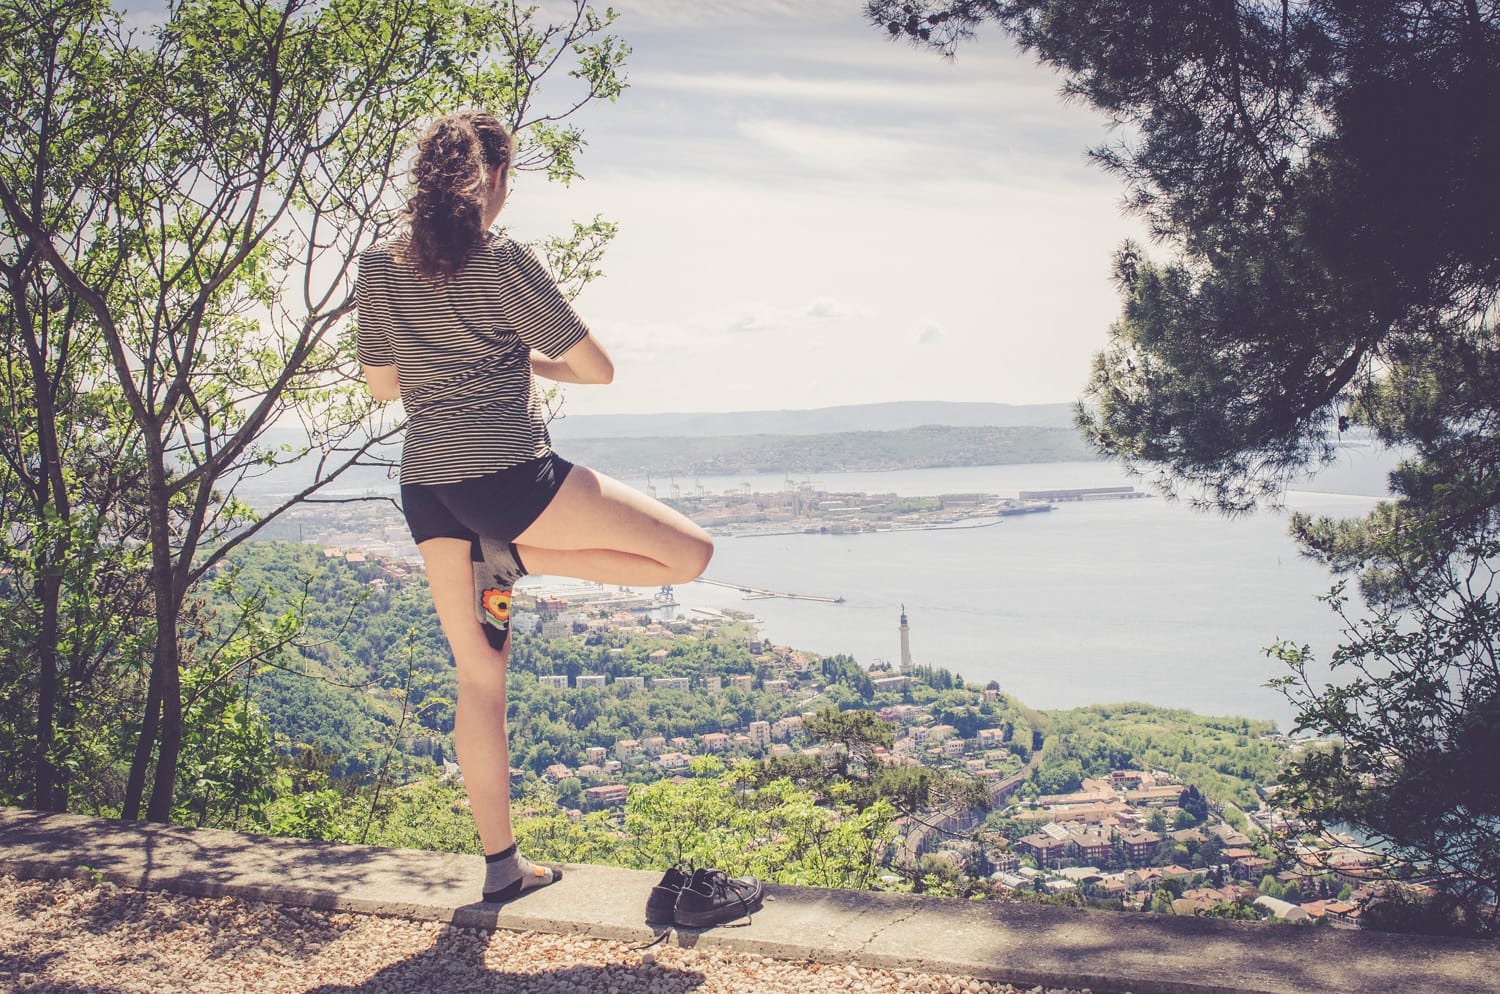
<box><xmin>355</xmin><ymin>232</ymin><xmax>589</xmax><ymax>486</ymax></box>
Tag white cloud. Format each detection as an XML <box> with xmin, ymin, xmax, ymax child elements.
<box><xmin>807</xmin><ymin>296</ymin><xmax>858</xmax><ymax>319</ymax></box>
<box><xmin>725</xmin><ymin>306</ymin><xmax>778</xmax><ymax>334</ymax></box>
<box><xmin>585</xmin><ymin>318</ymin><xmax>699</xmax><ymax>360</ymax></box>
<box><xmin>736</xmin><ymin>118</ymin><xmax>920</xmax><ymax>176</ymax></box>
<box><xmin>610</xmin><ymin>0</ymin><xmax>816</xmax><ymax>27</ymax></box>
<box><xmin>714</xmin><ymin>297</ymin><xmax>863</xmax><ymax>336</ymax></box>
<box><xmin>629</xmin><ymin>70</ymin><xmax>1004</xmax><ymax>111</ymax></box>
<box><xmin>916</xmin><ymin>317</ymin><xmax>945</xmax><ymax>345</ymax></box>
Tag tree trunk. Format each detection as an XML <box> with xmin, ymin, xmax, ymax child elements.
<box><xmin>143</xmin><ymin>444</ymin><xmax>182</xmax><ymax>824</ymax></box>
<box><xmin>145</xmin><ymin>632</ymin><xmax>182</xmax><ymax>822</ymax></box>
<box><xmin>121</xmin><ymin>655</ymin><xmax>162</xmax><ymax>821</ymax></box>
<box><xmin>10</xmin><ymin>266</ymin><xmax>73</xmax><ymax>813</ymax></box>
<box><xmin>33</xmin><ymin>570</ymin><xmax>60</xmax><ymax>811</ymax></box>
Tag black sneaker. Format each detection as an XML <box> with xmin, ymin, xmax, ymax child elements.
<box><xmin>673</xmin><ymin>868</ymin><xmax>764</xmax><ymax>928</ymax></box>
<box><xmin>645</xmin><ymin>866</ymin><xmax>690</xmax><ymax>924</ymax></box>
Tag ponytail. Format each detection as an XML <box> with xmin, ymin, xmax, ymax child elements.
<box><xmin>404</xmin><ymin>111</ymin><xmax>513</xmax><ymax>281</ymax></box>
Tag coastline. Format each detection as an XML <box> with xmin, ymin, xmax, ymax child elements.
<box><xmin>250</xmin><ymin>461</ymin><xmax>1382</xmax><ymax>727</ymax></box>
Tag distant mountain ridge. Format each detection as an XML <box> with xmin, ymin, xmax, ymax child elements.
<box><xmin>547</xmin><ymin>401</ymin><xmax>1078</xmax><ymax>440</ymax></box>
<box><xmin>558</xmin><ymin>424</ymin><xmax>1096</xmax><ymax>479</ymax></box>
<box><xmin>242</xmin><ymin>401</ymin><xmax>1086</xmax><ymax>500</ymax></box>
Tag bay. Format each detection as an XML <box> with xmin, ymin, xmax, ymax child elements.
<box><xmin>613</xmin><ymin>461</ymin><xmax>1383</xmax><ymax>729</ymax></box>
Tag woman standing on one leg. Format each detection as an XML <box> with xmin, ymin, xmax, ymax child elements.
<box><xmin>355</xmin><ymin>110</ymin><xmax>713</xmax><ymax>903</ymax></box>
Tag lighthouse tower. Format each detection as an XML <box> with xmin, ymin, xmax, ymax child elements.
<box><xmin>899</xmin><ymin>605</ymin><xmax>912</xmax><ymax>674</ymax></box>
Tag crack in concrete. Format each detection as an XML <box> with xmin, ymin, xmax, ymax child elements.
<box><xmin>860</xmin><ymin>906</ymin><xmax>921</xmax><ymax>951</ymax></box>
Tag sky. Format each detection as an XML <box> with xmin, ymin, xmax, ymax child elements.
<box><xmin>494</xmin><ymin>1</ymin><xmax>1147</xmax><ymax>416</ymax></box>
<box><xmin>120</xmin><ymin>0</ymin><xmax>1146</xmax><ymax>418</ymax></box>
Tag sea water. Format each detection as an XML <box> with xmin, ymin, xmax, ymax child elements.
<box><xmin>615</xmin><ymin>461</ymin><xmax>1384</xmax><ymax>728</ymax></box>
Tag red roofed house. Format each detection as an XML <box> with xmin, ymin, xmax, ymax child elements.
<box><xmin>1015</xmin><ymin>833</ymin><xmax>1070</xmax><ymax>869</ymax></box>
<box><xmin>1121</xmin><ymin>829</ymin><xmax>1162</xmax><ymax>862</ymax></box>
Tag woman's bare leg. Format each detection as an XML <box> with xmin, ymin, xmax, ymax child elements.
<box><xmin>513</xmin><ymin>465</ymin><xmax>713</xmax><ymax>585</ymax></box>
<box><xmin>416</xmin><ymin>466</ymin><xmax>709</xmax><ymax>853</ymax></box>
<box><xmin>418</xmin><ymin>536</ymin><xmax>515</xmax><ymax>855</ymax></box>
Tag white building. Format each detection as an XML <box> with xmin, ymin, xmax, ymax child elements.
<box><xmin>772</xmin><ymin>715</ymin><xmax>804</xmax><ymax>740</ymax></box>
<box><xmin>899</xmin><ymin>605</ymin><xmax>912</xmax><ymax>673</ymax></box>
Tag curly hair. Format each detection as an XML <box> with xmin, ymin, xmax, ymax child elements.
<box><xmin>403</xmin><ymin>111</ymin><xmax>513</xmax><ymax>282</ymax></box>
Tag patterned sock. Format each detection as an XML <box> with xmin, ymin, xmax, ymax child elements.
<box><xmin>472</xmin><ymin>535</ymin><xmax>527</xmax><ymax>650</ymax></box>
<box><xmin>482</xmin><ymin>843</ymin><xmax>560</xmax><ymax>902</ymax></box>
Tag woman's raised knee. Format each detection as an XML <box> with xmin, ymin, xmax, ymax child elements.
<box><xmin>668</xmin><ymin>534</ymin><xmax>714</xmax><ymax>583</ymax></box>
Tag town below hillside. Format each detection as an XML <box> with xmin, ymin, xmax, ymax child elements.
<box><xmin>499</xmin><ymin>575</ymin><xmax>1405</xmax><ymax>927</ymax></box>
<box><xmin>218</xmin><ymin>539</ymin><xmax>1423</xmax><ymax>930</ymax></box>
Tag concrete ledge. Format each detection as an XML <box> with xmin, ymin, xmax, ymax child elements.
<box><xmin>2</xmin><ymin>808</ymin><xmax>1495</xmax><ymax>994</ymax></box>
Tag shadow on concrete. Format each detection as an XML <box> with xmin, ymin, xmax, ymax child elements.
<box><xmin>729</xmin><ymin>879</ymin><xmax>1500</xmax><ymax>994</ymax></box>
<box><xmin>0</xmin><ymin>809</ymin><xmax>474</xmax><ymax>912</ymax></box>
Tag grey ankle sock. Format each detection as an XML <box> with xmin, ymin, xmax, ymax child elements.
<box><xmin>482</xmin><ymin>848</ymin><xmax>559</xmax><ymax>902</ymax></box>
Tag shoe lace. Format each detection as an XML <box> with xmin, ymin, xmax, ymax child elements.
<box><xmin>700</xmin><ymin>869</ymin><xmax>755</xmax><ymax>921</ymax></box>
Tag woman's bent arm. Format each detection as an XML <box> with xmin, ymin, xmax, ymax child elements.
<box><xmin>531</xmin><ymin>333</ymin><xmax>614</xmax><ymax>385</ymax></box>
<box><xmin>364</xmin><ymin>364</ymin><xmax>401</xmax><ymax>401</ymax></box>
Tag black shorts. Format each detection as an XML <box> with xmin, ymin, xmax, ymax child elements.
<box><xmin>400</xmin><ymin>452</ymin><xmax>574</xmax><ymax>546</ymax></box>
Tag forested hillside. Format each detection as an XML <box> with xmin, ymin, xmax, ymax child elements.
<box><xmin>194</xmin><ymin>540</ymin><xmax>1285</xmax><ymax>806</ymax></box>
<box><xmin>1024</xmin><ymin>704</ymin><xmax>1284</xmax><ymax>811</ymax></box>
<box><xmin>213</xmin><ymin>543</ymin><xmax>823</xmax><ymax>780</ymax></box>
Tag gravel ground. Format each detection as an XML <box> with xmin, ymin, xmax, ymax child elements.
<box><xmin>0</xmin><ymin>875</ymin><xmax>1091</xmax><ymax>994</ymax></box>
